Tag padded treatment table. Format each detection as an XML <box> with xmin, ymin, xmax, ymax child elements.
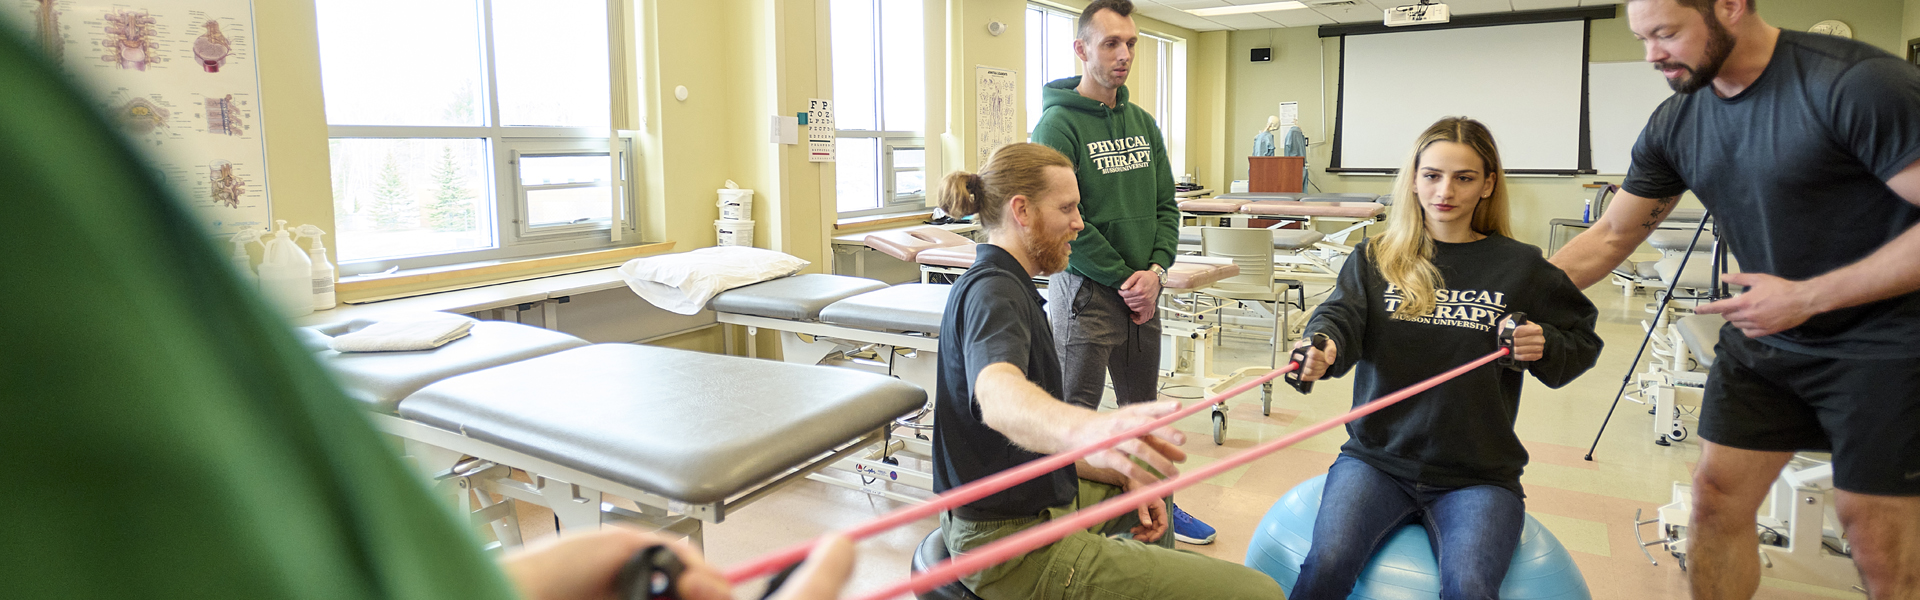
<box><xmin>1178</xmin><ymin>198</ymin><xmax>1252</xmax><ymax>214</ymax></box>
<box><xmin>308</xmin><ymin>318</ymin><xmax>924</xmax><ymax>546</ymax></box>
<box><xmin>710</xmin><ymin>274</ymin><xmax>889</xmax><ymax>322</ymax></box>
<box><xmin>709</xmin><ymin>273</ymin><xmax>935</xmax><ymax>358</ymax></box>
<box><xmin>1654</xmin><ymin>253</ymin><xmax>1720</xmax><ymax>291</ymax></box>
<box><xmin>864</xmin><ymin>226</ymin><xmax>974</xmax><ymax>261</ymax></box>
<box><xmin>820</xmin><ymin>283</ymin><xmax>950</xmax><ymax>334</ymax></box>
<box><xmin>395</xmin><ymin>343</ymin><xmax>925</xmax><ymax>538</ymax></box>
<box><xmin>1163</xmin><ymin>256</ymin><xmax>1241</xmax><ymax>291</ymax></box>
<box><xmin>1648</xmin><ymin>229</ymin><xmax>1716</xmax><ymax>253</ymax></box>
<box><xmin>1178</xmin><ymin>228</ymin><xmax>1326</xmax><ymax>251</ymax></box>
<box><xmin>913</xmin><ymin>245</ymin><xmax>979</xmax><ymax>282</ymax></box>
<box><xmin>1215</xmin><ymin>192</ymin><xmax>1386</xmax><ymax>203</ymax></box>
<box><xmin>1676</xmin><ymin>313</ymin><xmax>1726</xmax><ymax>368</ymax></box>
<box><xmin>1238</xmin><ymin>200</ymin><xmax>1387</xmax><ymax>219</ymax></box>
<box><xmin>311</xmin><ymin>316</ymin><xmax>590</xmax><ymax>413</ymax></box>
<box><xmin>1301</xmin><ymin>193</ymin><xmax>1390</xmax><ymax>203</ymax></box>
<box><xmin>708</xmin><ymin>276</ymin><xmax>954</xmax><ymax>499</ymax></box>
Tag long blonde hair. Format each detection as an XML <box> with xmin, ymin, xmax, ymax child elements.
<box><xmin>1371</xmin><ymin>117</ymin><xmax>1513</xmax><ymax>319</ymax></box>
<box><xmin>938</xmin><ymin>143</ymin><xmax>1073</xmax><ymax>231</ymax></box>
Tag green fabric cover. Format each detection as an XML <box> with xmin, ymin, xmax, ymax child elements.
<box><xmin>0</xmin><ymin>27</ymin><xmax>521</xmax><ymax>600</ymax></box>
<box><xmin>1031</xmin><ymin>76</ymin><xmax>1178</xmax><ymax>289</ymax></box>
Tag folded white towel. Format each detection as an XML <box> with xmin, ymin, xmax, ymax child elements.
<box><xmin>618</xmin><ymin>246</ymin><xmax>810</xmax><ymax>315</ymax></box>
<box><xmin>328</xmin><ymin>315</ymin><xmax>475</xmax><ymax>353</ymax></box>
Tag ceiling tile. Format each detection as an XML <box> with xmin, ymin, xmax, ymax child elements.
<box><xmin>1262</xmin><ymin>8</ymin><xmax>1336</xmax><ymax>26</ymax></box>
<box><xmin>1132</xmin><ymin>2</ymin><xmax>1224</xmax><ymax>31</ymax></box>
<box><xmin>1197</xmin><ymin>12</ymin><xmax>1297</xmax><ymax>29</ymax></box>
<box><xmin>1313</xmin><ymin>2</ymin><xmax>1383</xmax><ymax>23</ymax></box>
<box><xmin>1440</xmin><ymin>0</ymin><xmax>1516</xmax><ymax>15</ymax></box>
<box><xmin>1166</xmin><ymin>12</ymin><xmax>1237</xmax><ymax>31</ymax></box>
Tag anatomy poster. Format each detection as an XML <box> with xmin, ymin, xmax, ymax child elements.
<box><xmin>6</xmin><ymin>0</ymin><xmax>269</xmax><ymax>236</ymax></box>
<box><xmin>975</xmin><ymin>65</ymin><xmax>1016</xmax><ymax>169</ymax></box>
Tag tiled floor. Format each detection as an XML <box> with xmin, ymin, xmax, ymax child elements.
<box><xmin>499</xmin><ymin>283</ymin><xmax>1864</xmax><ymax>599</ymax></box>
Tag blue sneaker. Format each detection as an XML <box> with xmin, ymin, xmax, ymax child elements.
<box><xmin>1170</xmin><ymin>502</ymin><xmax>1216</xmax><ymax>545</ymax></box>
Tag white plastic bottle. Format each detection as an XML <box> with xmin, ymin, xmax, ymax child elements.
<box><xmin>294</xmin><ymin>224</ymin><xmax>336</xmax><ymax>311</ymax></box>
<box><xmin>257</xmin><ymin>220</ymin><xmax>315</xmax><ymax>317</ymax></box>
<box><xmin>227</xmin><ymin>227</ymin><xmax>263</xmax><ymax>286</ymax></box>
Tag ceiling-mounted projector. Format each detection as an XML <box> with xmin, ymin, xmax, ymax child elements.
<box><xmin>1384</xmin><ymin>1</ymin><xmax>1449</xmax><ymax>26</ymax></box>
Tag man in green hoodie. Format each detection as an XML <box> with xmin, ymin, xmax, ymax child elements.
<box><xmin>1033</xmin><ymin>0</ymin><xmax>1220</xmax><ymax>546</ymax></box>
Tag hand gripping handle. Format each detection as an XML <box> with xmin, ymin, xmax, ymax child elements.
<box><xmin>1284</xmin><ymin>333</ymin><xmax>1331</xmax><ymax>394</ymax></box>
<box><xmin>616</xmin><ymin>545</ymin><xmax>686</xmax><ymax>600</ymax></box>
<box><xmin>1496</xmin><ymin>313</ymin><xmax>1529</xmax><ymax>372</ymax></box>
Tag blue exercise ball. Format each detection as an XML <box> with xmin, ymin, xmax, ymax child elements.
<box><xmin>1244</xmin><ymin>475</ymin><xmax>1592</xmax><ymax>600</ymax></box>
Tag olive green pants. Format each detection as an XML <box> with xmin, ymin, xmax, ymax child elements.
<box><xmin>943</xmin><ymin>480</ymin><xmax>1284</xmax><ymax>600</ymax></box>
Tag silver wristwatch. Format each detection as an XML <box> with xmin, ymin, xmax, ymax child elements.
<box><xmin>1150</xmin><ymin>264</ymin><xmax>1167</xmax><ymax>285</ymax></box>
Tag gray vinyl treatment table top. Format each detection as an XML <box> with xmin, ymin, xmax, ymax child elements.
<box><xmin>398</xmin><ymin>343</ymin><xmax>926</xmax><ymax>504</ymax></box>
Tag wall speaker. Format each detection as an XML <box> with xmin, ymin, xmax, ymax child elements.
<box><xmin>1251</xmin><ymin>47</ymin><xmax>1272</xmax><ymax>62</ymax></box>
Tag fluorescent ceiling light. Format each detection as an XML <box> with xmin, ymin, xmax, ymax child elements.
<box><xmin>1186</xmin><ymin>1</ymin><xmax>1308</xmax><ymax>16</ymax></box>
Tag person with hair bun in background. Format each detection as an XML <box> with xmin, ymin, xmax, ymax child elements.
<box><xmin>927</xmin><ymin>143</ymin><xmax>1284</xmax><ymax>600</ymax></box>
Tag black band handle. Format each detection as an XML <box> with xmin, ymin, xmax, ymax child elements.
<box><xmin>1496</xmin><ymin>313</ymin><xmax>1529</xmax><ymax>372</ymax></box>
<box><xmin>616</xmin><ymin>545</ymin><xmax>686</xmax><ymax>600</ymax></box>
<box><xmin>1284</xmin><ymin>333</ymin><xmax>1331</xmax><ymax>394</ymax></box>
<box><xmin>759</xmin><ymin>561</ymin><xmax>806</xmax><ymax>600</ymax></box>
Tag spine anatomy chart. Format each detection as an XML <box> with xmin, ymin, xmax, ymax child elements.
<box><xmin>9</xmin><ymin>0</ymin><xmax>269</xmax><ymax>236</ymax></box>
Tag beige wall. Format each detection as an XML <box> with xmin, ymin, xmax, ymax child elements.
<box><xmin>1191</xmin><ymin>31</ymin><xmax>1232</xmax><ymax>194</ymax></box>
<box><xmin>252</xmin><ymin>2</ymin><xmax>334</xmax><ymax>268</ymax></box>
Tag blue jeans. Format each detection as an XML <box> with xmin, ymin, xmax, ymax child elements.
<box><xmin>1293</xmin><ymin>455</ymin><xmax>1526</xmax><ymax>600</ymax></box>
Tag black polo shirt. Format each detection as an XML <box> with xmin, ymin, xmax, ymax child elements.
<box><xmin>932</xmin><ymin>244</ymin><xmax>1077</xmax><ymax>520</ymax></box>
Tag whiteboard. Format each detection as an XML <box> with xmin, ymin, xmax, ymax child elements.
<box><xmin>1587</xmin><ymin>61</ymin><xmax>1676</xmax><ymax>175</ymax></box>
<box><xmin>1339</xmin><ymin>21</ymin><xmax>1585</xmax><ymax>172</ymax></box>
<box><xmin>4</xmin><ymin>0</ymin><xmax>270</xmax><ymax>236</ymax></box>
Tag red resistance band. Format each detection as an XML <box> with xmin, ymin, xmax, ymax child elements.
<box><xmin>723</xmin><ymin>360</ymin><xmax>1304</xmax><ymax>584</ymax></box>
<box><xmin>850</xmin><ymin>347</ymin><xmax>1511</xmax><ymax>600</ymax></box>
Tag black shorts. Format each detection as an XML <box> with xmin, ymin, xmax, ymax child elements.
<box><xmin>1700</xmin><ymin>324</ymin><xmax>1920</xmax><ymax>496</ymax></box>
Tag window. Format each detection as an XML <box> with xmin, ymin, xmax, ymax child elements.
<box><xmin>831</xmin><ymin>0</ymin><xmax>925</xmax><ymax>218</ymax></box>
<box><xmin>1148</xmin><ymin>33</ymin><xmax>1186</xmax><ymax>179</ymax></box>
<box><xmin>1025</xmin><ymin>4</ymin><xmax>1078</xmax><ymax>135</ymax></box>
<box><xmin>318</xmin><ymin>0</ymin><xmax>633</xmax><ymax>274</ymax></box>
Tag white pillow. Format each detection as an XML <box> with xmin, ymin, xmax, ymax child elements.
<box><xmin>618</xmin><ymin>246</ymin><xmax>809</xmax><ymax>315</ymax></box>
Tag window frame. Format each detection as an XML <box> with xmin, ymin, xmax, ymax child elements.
<box><xmin>322</xmin><ymin>0</ymin><xmax>633</xmax><ymax>277</ymax></box>
<box><xmin>506</xmin><ymin>137</ymin><xmax>631</xmax><ymax>239</ymax></box>
<box><xmin>831</xmin><ymin>0</ymin><xmax>926</xmax><ymax>219</ymax></box>
<box><xmin>1026</xmin><ymin>3</ymin><xmax>1078</xmax><ymax>136</ymax></box>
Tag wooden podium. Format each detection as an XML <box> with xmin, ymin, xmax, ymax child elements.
<box><xmin>1249</xmin><ymin>156</ymin><xmax>1304</xmax><ymax>193</ymax></box>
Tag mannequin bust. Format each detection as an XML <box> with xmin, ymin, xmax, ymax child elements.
<box><xmin>1253</xmin><ymin>115</ymin><xmax>1280</xmax><ymax>157</ymax></box>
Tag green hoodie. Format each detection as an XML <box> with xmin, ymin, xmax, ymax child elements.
<box><xmin>1032</xmin><ymin>76</ymin><xmax>1178</xmax><ymax>289</ymax></box>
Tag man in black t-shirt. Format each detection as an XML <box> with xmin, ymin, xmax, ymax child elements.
<box><xmin>930</xmin><ymin>143</ymin><xmax>1281</xmax><ymax>599</ymax></box>
<box><xmin>1551</xmin><ymin>0</ymin><xmax>1920</xmax><ymax>597</ymax></box>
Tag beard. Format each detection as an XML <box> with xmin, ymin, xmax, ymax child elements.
<box><xmin>1658</xmin><ymin>16</ymin><xmax>1736</xmax><ymax>94</ymax></box>
<box><xmin>1025</xmin><ymin>229</ymin><xmax>1074</xmax><ymax>276</ymax></box>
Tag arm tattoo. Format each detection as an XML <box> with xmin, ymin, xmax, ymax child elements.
<box><xmin>1640</xmin><ymin>196</ymin><xmax>1679</xmax><ymax>230</ymax></box>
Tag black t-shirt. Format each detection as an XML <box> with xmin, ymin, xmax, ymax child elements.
<box><xmin>932</xmin><ymin>244</ymin><xmax>1077</xmax><ymax>520</ymax></box>
<box><xmin>1623</xmin><ymin>30</ymin><xmax>1920</xmax><ymax>358</ymax></box>
<box><xmin>1305</xmin><ymin>236</ymin><xmax>1603</xmax><ymax>496</ymax></box>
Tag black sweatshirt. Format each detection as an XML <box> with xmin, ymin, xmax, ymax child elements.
<box><xmin>1305</xmin><ymin>235</ymin><xmax>1602</xmax><ymax>496</ymax></box>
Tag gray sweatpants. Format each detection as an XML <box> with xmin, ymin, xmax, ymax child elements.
<box><xmin>1047</xmin><ymin>271</ymin><xmax>1160</xmax><ymax>410</ymax></box>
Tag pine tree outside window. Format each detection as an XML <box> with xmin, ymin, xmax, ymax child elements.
<box><xmin>318</xmin><ymin>0</ymin><xmax>634</xmax><ymax>274</ymax></box>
